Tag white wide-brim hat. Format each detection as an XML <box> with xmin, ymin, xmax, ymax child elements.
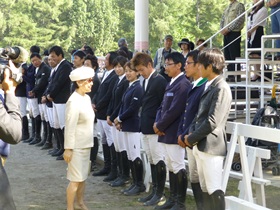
<box><xmin>69</xmin><ymin>66</ymin><xmax>95</xmax><ymax>81</ymax></box>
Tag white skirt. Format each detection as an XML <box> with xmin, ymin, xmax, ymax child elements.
<box><xmin>67</xmin><ymin>148</ymin><xmax>91</xmax><ymax>182</ymax></box>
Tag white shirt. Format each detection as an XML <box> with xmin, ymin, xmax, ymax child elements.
<box><xmin>192</xmin><ymin>77</ymin><xmax>204</xmax><ymax>89</ymax></box>
<box><xmin>118</xmin><ymin>74</ymin><xmax>126</xmax><ymax>84</ymax></box>
<box><xmin>144</xmin><ymin>69</ymin><xmax>156</xmax><ymax>91</ymax></box>
<box><xmin>54</xmin><ymin>58</ymin><xmax>65</xmax><ymax>72</ymax></box>
<box><xmin>102</xmin><ymin>69</ymin><xmax>114</xmax><ymax>83</ymax></box>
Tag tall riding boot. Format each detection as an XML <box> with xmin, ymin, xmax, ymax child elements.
<box><xmin>41</xmin><ymin>122</ymin><xmax>53</xmax><ymax>150</ymax></box>
<box><xmin>52</xmin><ymin>129</ymin><xmax>64</xmax><ymax>157</ymax></box>
<box><xmin>36</xmin><ymin>120</ymin><xmax>48</xmax><ymax>146</ymax></box>
<box><xmin>49</xmin><ymin>128</ymin><xmax>60</xmax><ymax>155</ymax></box>
<box><xmin>210</xmin><ymin>190</ymin><xmax>225</xmax><ymax>210</ymax></box>
<box><xmin>155</xmin><ymin>171</ymin><xmax>176</xmax><ymax>209</ymax></box>
<box><xmin>202</xmin><ymin>192</ymin><xmax>212</xmax><ymax>210</ymax></box>
<box><xmin>191</xmin><ymin>183</ymin><xmax>203</xmax><ymax>210</ymax></box>
<box><xmin>110</xmin><ymin>151</ymin><xmax>123</xmax><ymax>187</ymax></box>
<box><xmin>22</xmin><ymin>116</ymin><xmax>30</xmax><ymax>141</ymax></box>
<box><xmin>114</xmin><ymin>150</ymin><xmax>130</xmax><ymax>186</ymax></box>
<box><xmin>93</xmin><ymin>144</ymin><xmax>111</xmax><ymax>176</ymax></box>
<box><xmin>56</xmin><ymin>128</ymin><xmax>65</xmax><ymax>160</ymax></box>
<box><xmin>138</xmin><ymin>164</ymin><xmax>157</xmax><ymax>203</ymax></box>
<box><xmin>170</xmin><ymin>169</ymin><xmax>187</xmax><ymax>210</ymax></box>
<box><xmin>103</xmin><ymin>144</ymin><xmax>118</xmax><ymax>182</ymax></box>
<box><xmin>90</xmin><ymin>137</ymin><xmax>99</xmax><ymax>171</ymax></box>
<box><xmin>144</xmin><ymin>160</ymin><xmax>166</xmax><ymax>206</ymax></box>
<box><xmin>124</xmin><ymin>157</ymin><xmax>146</xmax><ymax>196</ymax></box>
<box><xmin>29</xmin><ymin>115</ymin><xmax>41</xmax><ymax>145</ymax></box>
<box><xmin>121</xmin><ymin>160</ymin><xmax>136</xmax><ymax>193</ymax></box>
<box><xmin>24</xmin><ymin>116</ymin><xmax>35</xmax><ymax>143</ymax></box>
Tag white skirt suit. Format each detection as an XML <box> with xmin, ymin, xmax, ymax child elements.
<box><xmin>64</xmin><ymin>91</ymin><xmax>94</xmax><ymax>182</ymax></box>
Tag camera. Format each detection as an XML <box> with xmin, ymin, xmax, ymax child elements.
<box><xmin>0</xmin><ymin>46</ymin><xmax>29</xmax><ymax>84</ymax></box>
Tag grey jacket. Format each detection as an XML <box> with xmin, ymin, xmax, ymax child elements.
<box><xmin>0</xmin><ymin>92</ymin><xmax>22</xmax><ymax>145</ymax></box>
<box><xmin>188</xmin><ymin>75</ymin><xmax>232</xmax><ymax>156</ymax></box>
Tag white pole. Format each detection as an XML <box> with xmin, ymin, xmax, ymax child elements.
<box><xmin>135</xmin><ymin>0</ymin><xmax>149</xmax><ymax>53</ymax></box>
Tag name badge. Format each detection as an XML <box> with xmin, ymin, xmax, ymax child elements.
<box><xmin>166</xmin><ymin>92</ymin><xmax>174</xmax><ymax>97</ymax></box>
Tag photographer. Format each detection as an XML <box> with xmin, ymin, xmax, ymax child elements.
<box><xmin>0</xmin><ymin>60</ymin><xmax>22</xmax><ymax>210</ymax></box>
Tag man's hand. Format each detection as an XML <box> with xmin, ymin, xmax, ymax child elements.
<box><xmin>107</xmin><ymin>116</ymin><xmax>113</xmax><ymax>126</ymax></box>
<box><xmin>178</xmin><ymin>135</ymin><xmax>187</xmax><ymax>148</ymax></box>
<box><xmin>2</xmin><ymin>60</ymin><xmax>18</xmax><ymax>93</ymax></box>
<box><xmin>153</xmin><ymin>123</ymin><xmax>165</xmax><ymax>136</ymax></box>
<box><xmin>28</xmin><ymin>91</ymin><xmax>35</xmax><ymax>97</ymax></box>
<box><xmin>221</xmin><ymin>28</ymin><xmax>230</xmax><ymax>36</ymax></box>
<box><xmin>41</xmin><ymin>96</ymin><xmax>47</xmax><ymax>103</ymax></box>
<box><xmin>47</xmin><ymin>94</ymin><xmax>53</xmax><ymax>102</ymax></box>
<box><xmin>92</xmin><ymin>104</ymin><xmax>97</xmax><ymax>112</ymax></box>
<box><xmin>63</xmin><ymin>149</ymin><xmax>73</xmax><ymax>163</ymax></box>
<box><xmin>184</xmin><ymin>135</ymin><xmax>192</xmax><ymax>148</ymax></box>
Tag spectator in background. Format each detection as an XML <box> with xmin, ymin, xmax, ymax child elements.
<box><xmin>178</xmin><ymin>38</ymin><xmax>192</xmax><ymax>63</ymax></box>
<box><xmin>248</xmin><ymin>0</ymin><xmax>268</xmax><ymax>81</ymax></box>
<box><xmin>196</xmin><ymin>39</ymin><xmax>208</xmax><ymax>51</ymax></box>
<box><xmin>118</xmin><ymin>38</ymin><xmax>133</xmax><ymax>60</ymax></box>
<box><xmin>73</xmin><ymin>50</ymin><xmax>86</xmax><ymax>69</ymax></box>
<box><xmin>220</xmin><ymin>0</ymin><xmax>245</xmax><ymax>82</ymax></box>
<box><xmin>266</xmin><ymin>0</ymin><xmax>280</xmax><ymax>59</ymax></box>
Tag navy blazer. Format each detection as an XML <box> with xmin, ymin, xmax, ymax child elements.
<box><xmin>141</xmin><ymin>72</ymin><xmax>167</xmax><ymax>134</ymax></box>
<box><xmin>119</xmin><ymin>80</ymin><xmax>143</xmax><ymax>132</ymax></box>
<box><xmin>188</xmin><ymin>75</ymin><xmax>232</xmax><ymax>156</ymax></box>
<box><xmin>32</xmin><ymin>62</ymin><xmax>51</xmax><ymax>103</ymax></box>
<box><xmin>93</xmin><ymin>70</ymin><xmax>119</xmax><ymax>120</ymax></box>
<box><xmin>156</xmin><ymin>74</ymin><xmax>191</xmax><ymax>144</ymax></box>
<box><xmin>22</xmin><ymin>64</ymin><xmax>36</xmax><ymax>99</ymax></box>
<box><xmin>177</xmin><ymin>78</ymin><xmax>207</xmax><ymax>138</ymax></box>
<box><xmin>107</xmin><ymin>76</ymin><xmax>129</xmax><ymax>122</ymax></box>
<box><xmin>48</xmin><ymin>60</ymin><xmax>72</xmax><ymax>104</ymax></box>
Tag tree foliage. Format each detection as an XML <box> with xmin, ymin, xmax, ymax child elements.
<box><xmin>0</xmin><ymin>0</ymin><xmax>250</xmax><ymax>57</ymax></box>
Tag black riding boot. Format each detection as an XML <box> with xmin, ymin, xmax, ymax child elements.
<box><xmin>202</xmin><ymin>192</ymin><xmax>212</xmax><ymax>210</ymax></box>
<box><xmin>191</xmin><ymin>183</ymin><xmax>203</xmax><ymax>210</ymax></box>
<box><xmin>112</xmin><ymin>150</ymin><xmax>130</xmax><ymax>186</ymax></box>
<box><xmin>110</xmin><ymin>151</ymin><xmax>125</xmax><ymax>187</ymax></box>
<box><xmin>121</xmin><ymin>160</ymin><xmax>135</xmax><ymax>193</ymax></box>
<box><xmin>29</xmin><ymin>115</ymin><xmax>41</xmax><ymax>145</ymax></box>
<box><xmin>36</xmin><ymin>120</ymin><xmax>48</xmax><ymax>146</ymax></box>
<box><xmin>48</xmin><ymin>128</ymin><xmax>60</xmax><ymax>155</ymax></box>
<box><xmin>154</xmin><ymin>171</ymin><xmax>176</xmax><ymax>209</ymax></box>
<box><xmin>22</xmin><ymin>116</ymin><xmax>29</xmax><ymax>141</ymax></box>
<box><xmin>93</xmin><ymin>144</ymin><xmax>111</xmax><ymax>176</ymax></box>
<box><xmin>52</xmin><ymin>129</ymin><xmax>64</xmax><ymax>157</ymax></box>
<box><xmin>170</xmin><ymin>169</ymin><xmax>187</xmax><ymax>210</ymax></box>
<box><xmin>210</xmin><ymin>190</ymin><xmax>225</xmax><ymax>210</ymax></box>
<box><xmin>124</xmin><ymin>157</ymin><xmax>146</xmax><ymax>196</ymax></box>
<box><xmin>41</xmin><ymin>122</ymin><xmax>53</xmax><ymax>150</ymax></box>
<box><xmin>90</xmin><ymin>137</ymin><xmax>99</xmax><ymax>171</ymax></box>
<box><xmin>138</xmin><ymin>164</ymin><xmax>156</xmax><ymax>203</ymax></box>
<box><xmin>144</xmin><ymin>160</ymin><xmax>166</xmax><ymax>206</ymax></box>
<box><xmin>56</xmin><ymin>128</ymin><xmax>65</xmax><ymax>160</ymax></box>
<box><xmin>103</xmin><ymin>144</ymin><xmax>118</xmax><ymax>182</ymax></box>
<box><xmin>24</xmin><ymin>116</ymin><xmax>35</xmax><ymax>143</ymax></box>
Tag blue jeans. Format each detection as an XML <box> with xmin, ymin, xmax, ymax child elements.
<box><xmin>271</xmin><ymin>6</ymin><xmax>280</xmax><ymax>55</ymax></box>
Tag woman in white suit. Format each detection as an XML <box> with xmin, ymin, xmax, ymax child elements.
<box><xmin>63</xmin><ymin>66</ymin><xmax>95</xmax><ymax>210</ymax></box>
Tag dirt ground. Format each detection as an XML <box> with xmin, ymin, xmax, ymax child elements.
<box><xmin>5</xmin><ymin>142</ymin><xmax>163</xmax><ymax>210</ymax></box>
<box><xmin>4</xmin><ymin>141</ymin><xmax>280</xmax><ymax>210</ymax></box>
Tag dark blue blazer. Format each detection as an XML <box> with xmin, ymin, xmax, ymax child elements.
<box><xmin>177</xmin><ymin>78</ymin><xmax>207</xmax><ymax>138</ymax></box>
<box><xmin>155</xmin><ymin>74</ymin><xmax>191</xmax><ymax>144</ymax></box>
<box><xmin>119</xmin><ymin>80</ymin><xmax>143</xmax><ymax>132</ymax></box>
<box><xmin>32</xmin><ymin>62</ymin><xmax>51</xmax><ymax>104</ymax></box>
<box><xmin>93</xmin><ymin>70</ymin><xmax>119</xmax><ymax>120</ymax></box>
<box><xmin>141</xmin><ymin>72</ymin><xmax>167</xmax><ymax>134</ymax></box>
<box><xmin>107</xmin><ymin>76</ymin><xmax>129</xmax><ymax>122</ymax></box>
<box><xmin>48</xmin><ymin>60</ymin><xmax>72</xmax><ymax>104</ymax></box>
<box><xmin>22</xmin><ymin>64</ymin><xmax>36</xmax><ymax>99</ymax></box>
